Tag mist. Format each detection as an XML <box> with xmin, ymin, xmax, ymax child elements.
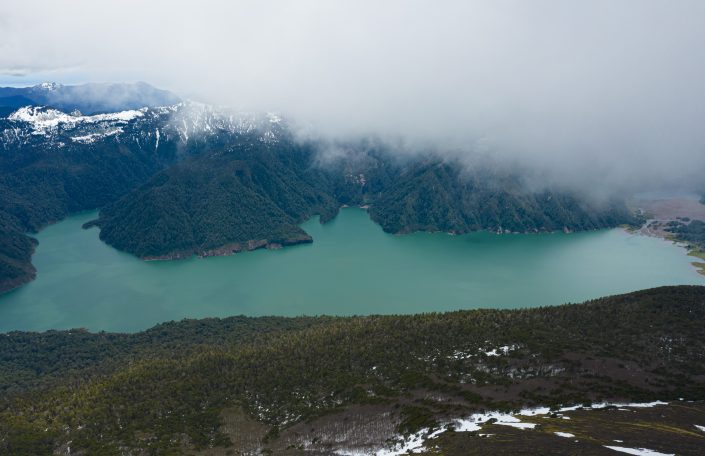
<box><xmin>2</xmin><ymin>0</ymin><xmax>705</xmax><ymax>193</ymax></box>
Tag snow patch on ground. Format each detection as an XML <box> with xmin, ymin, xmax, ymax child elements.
<box><xmin>559</xmin><ymin>401</ymin><xmax>668</xmax><ymax>412</ymax></box>
<box><xmin>456</xmin><ymin>411</ymin><xmax>537</xmax><ymax>432</ymax></box>
<box><xmin>519</xmin><ymin>407</ymin><xmax>551</xmax><ymax>416</ymax></box>
<box><xmin>695</xmin><ymin>424</ymin><xmax>705</xmax><ymax>432</ymax></box>
<box><xmin>483</xmin><ymin>344</ymin><xmax>518</xmax><ymax>356</ymax></box>
<box><xmin>374</xmin><ymin>426</ymin><xmax>446</xmax><ymax>456</ymax></box>
<box><xmin>337</xmin><ymin>401</ymin><xmax>672</xmax><ymax>455</ymax></box>
<box><xmin>71</xmin><ymin>129</ymin><xmax>123</xmax><ymax>143</ymax></box>
<box><xmin>604</xmin><ymin>445</ymin><xmax>674</xmax><ymax>456</ymax></box>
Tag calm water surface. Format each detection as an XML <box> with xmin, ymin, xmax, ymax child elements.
<box><xmin>0</xmin><ymin>208</ymin><xmax>701</xmax><ymax>332</ymax></box>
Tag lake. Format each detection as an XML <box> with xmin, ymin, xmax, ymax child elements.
<box><xmin>0</xmin><ymin>208</ymin><xmax>701</xmax><ymax>333</ymax></box>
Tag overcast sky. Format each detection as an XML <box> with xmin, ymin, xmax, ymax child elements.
<box><xmin>2</xmin><ymin>0</ymin><xmax>705</xmax><ymax>191</ymax></box>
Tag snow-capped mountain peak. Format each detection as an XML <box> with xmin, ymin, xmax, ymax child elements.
<box><xmin>36</xmin><ymin>82</ymin><xmax>62</xmax><ymax>92</ymax></box>
<box><xmin>3</xmin><ymin>101</ymin><xmax>287</xmax><ymax>150</ymax></box>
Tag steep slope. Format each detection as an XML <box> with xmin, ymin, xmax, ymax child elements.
<box><xmin>0</xmin><ymin>101</ymin><xmax>309</xmax><ymax>291</ymax></box>
<box><xmin>368</xmin><ymin>159</ymin><xmax>634</xmax><ymax>234</ymax></box>
<box><xmin>0</xmin><ymin>98</ymin><xmax>637</xmax><ymax>291</ymax></box>
<box><xmin>90</xmin><ymin>137</ymin><xmax>339</xmax><ymax>258</ymax></box>
<box><xmin>0</xmin><ymin>106</ymin><xmax>182</xmax><ymax>292</ymax></box>
<box><xmin>0</xmin><ymin>212</ymin><xmax>37</xmax><ymax>292</ymax></box>
<box><xmin>1</xmin><ymin>286</ymin><xmax>703</xmax><ymax>454</ymax></box>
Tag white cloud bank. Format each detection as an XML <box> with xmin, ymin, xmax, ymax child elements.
<box><xmin>2</xmin><ymin>0</ymin><xmax>705</xmax><ymax>190</ymax></box>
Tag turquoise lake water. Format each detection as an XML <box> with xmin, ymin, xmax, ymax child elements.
<box><xmin>0</xmin><ymin>208</ymin><xmax>701</xmax><ymax>332</ymax></box>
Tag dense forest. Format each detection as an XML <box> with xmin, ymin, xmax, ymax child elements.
<box><xmin>666</xmin><ymin>218</ymin><xmax>705</xmax><ymax>276</ymax></box>
<box><xmin>1</xmin><ymin>286</ymin><xmax>703</xmax><ymax>454</ymax></box>
<box><xmin>0</xmin><ymin>108</ymin><xmax>182</xmax><ymax>292</ymax></box>
<box><xmin>90</xmin><ymin>136</ymin><xmax>339</xmax><ymax>258</ymax></box>
<box><xmin>91</xmin><ymin>147</ymin><xmax>636</xmax><ymax>260</ymax></box>
<box><xmin>0</xmin><ymin>211</ymin><xmax>37</xmax><ymax>292</ymax></box>
<box><xmin>367</xmin><ymin>159</ymin><xmax>633</xmax><ymax>234</ymax></box>
<box><xmin>666</xmin><ymin>219</ymin><xmax>705</xmax><ymax>250</ymax></box>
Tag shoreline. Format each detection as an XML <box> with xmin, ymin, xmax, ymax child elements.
<box><xmin>142</xmin><ymin>235</ymin><xmax>313</xmax><ymax>261</ymax></box>
<box><xmin>625</xmin><ymin>219</ymin><xmax>705</xmax><ymax>276</ymax></box>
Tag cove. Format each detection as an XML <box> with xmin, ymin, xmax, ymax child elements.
<box><xmin>0</xmin><ymin>208</ymin><xmax>702</xmax><ymax>333</ymax></box>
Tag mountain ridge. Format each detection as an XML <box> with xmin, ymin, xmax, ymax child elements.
<box><xmin>0</xmin><ymin>97</ymin><xmax>636</xmax><ymax>292</ymax></box>
<box><xmin>0</xmin><ymin>81</ymin><xmax>180</xmax><ymax>115</ymax></box>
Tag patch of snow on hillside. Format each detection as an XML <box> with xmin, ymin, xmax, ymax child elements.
<box><xmin>335</xmin><ymin>400</ymin><xmax>674</xmax><ymax>456</ymax></box>
<box><xmin>604</xmin><ymin>445</ymin><xmax>674</xmax><ymax>456</ymax></box>
<box><xmin>482</xmin><ymin>344</ymin><xmax>518</xmax><ymax>356</ymax></box>
<box><xmin>38</xmin><ymin>82</ymin><xmax>60</xmax><ymax>91</ymax></box>
<box><xmin>71</xmin><ymin>129</ymin><xmax>123</xmax><ymax>144</ymax></box>
<box><xmin>8</xmin><ymin>106</ymin><xmax>144</xmax><ymax>135</ymax></box>
<box><xmin>518</xmin><ymin>407</ymin><xmax>551</xmax><ymax>416</ymax></box>
<box><xmin>557</xmin><ymin>401</ymin><xmax>668</xmax><ymax>413</ymax></box>
<box><xmin>376</xmin><ymin>428</ymin><xmax>434</xmax><ymax>455</ymax></box>
<box><xmin>456</xmin><ymin>411</ymin><xmax>537</xmax><ymax>431</ymax></box>
<box><xmin>590</xmin><ymin>401</ymin><xmax>668</xmax><ymax>410</ymax></box>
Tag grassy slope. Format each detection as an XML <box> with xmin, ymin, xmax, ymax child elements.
<box><xmin>1</xmin><ymin>286</ymin><xmax>704</xmax><ymax>454</ymax></box>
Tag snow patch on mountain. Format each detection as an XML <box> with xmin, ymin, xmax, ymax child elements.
<box><xmin>8</xmin><ymin>106</ymin><xmax>145</xmax><ymax>135</ymax></box>
<box><xmin>38</xmin><ymin>82</ymin><xmax>61</xmax><ymax>91</ymax></box>
<box><xmin>71</xmin><ymin>129</ymin><xmax>124</xmax><ymax>144</ymax></box>
<box><xmin>3</xmin><ymin>101</ymin><xmax>285</xmax><ymax>150</ymax></box>
<box><xmin>170</xmin><ymin>102</ymin><xmax>285</xmax><ymax>143</ymax></box>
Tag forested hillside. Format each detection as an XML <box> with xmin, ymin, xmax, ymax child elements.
<box><xmin>367</xmin><ymin>159</ymin><xmax>633</xmax><ymax>234</ymax></box>
<box><xmin>91</xmin><ymin>148</ymin><xmax>635</xmax><ymax>260</ymax></box>
<box><xmin>1</xmin><ymin>286</ymin><xmax>703</xmax><ymax>454</ymax></box>
<box><xmin>0</xmin><ymin>111</ymin><xmax>180</xmax><ymax>292</ymax></box>
<box><xmin>0</xmin><ymin>212</ymin><xmax>37</xmax><ymax>292</ymax></box>
<box><xmin>0</xmin><ymin>101</ymin><xmax>635</xmax><ymax>292</ymax></box>
<box><xmin>91</xmin><ymin>137</ymin><xmax>339</xmax><ymax>258</ymax></box>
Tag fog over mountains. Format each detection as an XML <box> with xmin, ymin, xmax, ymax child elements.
<box><xmin>0</xmin><ymin>82</ymin><xmax>180</xmax><ymax>115</ymax></box>
<box><xmin>2</xmin><ymin>3</ymin><xmax>705</xmax><ymax>455</ymax></box>
<box><xmin>0</xmin><ymin>87</ymin><xmax>636</xmax><ymax>292</ymax></box>
<box><xmin>2</xmin><ymin>1</ymin><xmax>704</xmax><ymax>192</ymax></box>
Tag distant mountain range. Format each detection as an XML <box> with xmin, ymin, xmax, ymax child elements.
<box><xmin>0</xmin><ymin>84</ymin><xmax>636</xmax><ymax>293</ymax></box>
<box><xmin>0</xmin><ymin>81</ymin><xmax>180</xmax><ymax>116</ymax></box>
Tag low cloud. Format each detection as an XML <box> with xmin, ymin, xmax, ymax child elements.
<box><xmin>2</xmin><ymin>0</ymin><xmax>705</xmax><ymax>193</ymax></box>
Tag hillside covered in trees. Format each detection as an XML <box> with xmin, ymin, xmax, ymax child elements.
<box><xmin>89</xmin><ymin>137</ymin><xmax>339</xmax><ymax>258</ymax></box>
<box><xmin>0</xmin><ymin>103</ymin><xmax>636</xmax><ymax>291</ymax></box>
<box><xmin>0</xmin><ymin>107</ymin><xmax>183</xmax><ymax>292</ymax></box>
<box><xmin>1</xmin><ymin>286</ymin><xmax>704</xmax><ymax>454</ymax></box>
<box><xmin>367</xmin><ymin>159</ymin><xmax>632</xmax><ymax>235</ymax></box>
<box><xmin>89</xmin><ymin>147</ymin><xmax>636</xmax><ymax>260</ymax></box>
